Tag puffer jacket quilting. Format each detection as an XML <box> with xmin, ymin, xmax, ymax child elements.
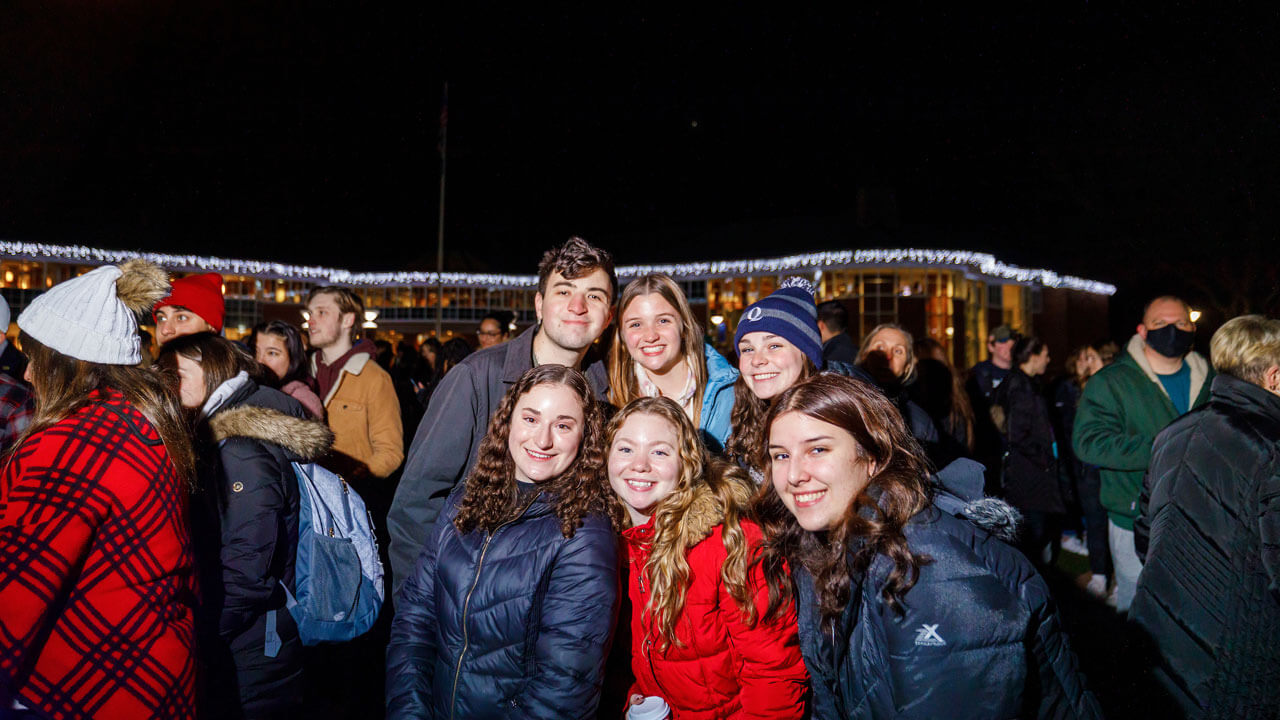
<box><xmin>1131</xmin><ymin>374</ymin><xmax>1280</xmax><ymax>719</ymax></box>
<box><xmin>386</xmin><ymin>487</ymin><xmax>620</xmax><ymax>719</ymax></box>
<box><xmin>796</xmin><ymin>471</ymin><xmax>1101</xmax><ymax>719</ymax></box>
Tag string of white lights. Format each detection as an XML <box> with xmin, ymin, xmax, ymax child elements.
<box><xmin>0</xmin><ymin>240</ymin><xmax>1116</xmax><ymax>295</ymax></box>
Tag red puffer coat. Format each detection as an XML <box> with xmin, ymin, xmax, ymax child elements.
<box><xmin>622</xmin><ymin>481</ymin><xmax>808</xmax><ymax>719</ymax></box>
<box><xmin>0</xmin><ymin>389</ymin><xmax>197</xmax><ymax>720</ymax></box>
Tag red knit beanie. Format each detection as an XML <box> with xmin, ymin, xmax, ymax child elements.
<box><xmin>153</xmin><ymin>272</ymin><xmax>225</xmax><ymax>332</ymax></box>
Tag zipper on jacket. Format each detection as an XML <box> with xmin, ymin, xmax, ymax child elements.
<box><xmin>449</xmin><ymin>492</ymin><xmax>542</xmax><ymax>720</ymax></box>
<box><xmin>643</xmin><ymin>635</ymin><xmax>674</xmax><ymax>701</ymax></box>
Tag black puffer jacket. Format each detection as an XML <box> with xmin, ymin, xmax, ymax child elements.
<box><xmin>1003</xmin><ymin>369</ymin><xmax>1064</xmax><ymax>514</ymax></box>
<box><xmin>386</xmin><ymin>486</ymin><xmax>620</xmax><ymax>719</ymax></box>
<box><xmin>1132</xmin><ymin>374</ymin><xmax>1280</xmax><ymax>719</ymax></box>
<box><xmin>193</xmin><ymin>379</ymin><xmax>333</xmax><ymax>719</ymax></box>
<box><xmin>797</xmin><ymin>460</ymin><xmax>1100</xmax><ymax>719</ymax></box>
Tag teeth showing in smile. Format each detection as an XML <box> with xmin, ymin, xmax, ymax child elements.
<box><xmin>640</xmin><ymin>345</ymin><xmax>666</xmax><ymax>357</ymax></box>
<box><xmin>753</xmin><ymin>372</ymin><xmax>780</xmax><ymax>381</ymax></box>
<box><xmin>525</xmin><ymin>449</ymin><xmax>553</xmax><ymax>460</ymax></box>
<box><xmin>795</xmin><ymin>490</ymin><xmax>826</xmax><ymax>503</ymax></box>
<box><xmin>625</xmin><ymin>479</ymin><xmax>656</xmax><ymax>491</ymax></box>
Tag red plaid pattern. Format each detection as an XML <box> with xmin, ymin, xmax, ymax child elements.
<box><xmin>0</xmin><ymin>389</ymin><xmax>196</xmax><ymax>720</ymax></box>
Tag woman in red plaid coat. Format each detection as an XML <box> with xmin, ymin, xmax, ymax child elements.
<box><xmin>0</xmin><ymin>261</ymin><xmax>200</xmax><ymax>720</ymax></box>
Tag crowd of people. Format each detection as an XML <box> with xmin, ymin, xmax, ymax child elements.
<box><xmin>0</xmin><ymin>236</ymin><xmax>1276</xmax><ymax>719</ymax></box>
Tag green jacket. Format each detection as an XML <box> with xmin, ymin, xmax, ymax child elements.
<box><xmin>1072</xmin><ymin>334</ymin><xmax>1213</xmax><ymax>529</ymax></box>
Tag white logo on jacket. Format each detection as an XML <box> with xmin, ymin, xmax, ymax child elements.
<box><xmin>914</xmin><ymin>624</ymin><xmax>946</xmax><ymax>646</ymax></box>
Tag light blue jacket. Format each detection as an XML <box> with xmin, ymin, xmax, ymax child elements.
<box><xmin>700</xmin><ymin>343</ymin><xmax>738</xmax><ymax>452</ymax></box>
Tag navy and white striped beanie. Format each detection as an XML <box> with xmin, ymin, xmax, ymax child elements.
<box><xmin>732</xmin><ymin>277</ymin><xmax>823</xmax><ymax>368</ymax></box>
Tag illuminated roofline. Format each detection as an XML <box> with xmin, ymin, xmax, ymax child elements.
<box><xmin>0</xmin><ymin>240</ymin><xmax>1116</xmax><ymax>296</ymax></box>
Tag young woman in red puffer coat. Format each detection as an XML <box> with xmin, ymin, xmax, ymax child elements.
<box><xmin>606</xmin><ymin>396</ymin><xmax>809</xmax><ymax>719</ymax></box>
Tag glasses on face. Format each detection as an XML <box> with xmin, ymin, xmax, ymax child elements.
<box><xmin>477</xmin><ymin>329</ymin><xmax>502</xmax><ymax>337</ymax></box>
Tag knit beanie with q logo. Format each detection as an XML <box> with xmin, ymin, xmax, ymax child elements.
<box><xmin>732</xmin><ymin>277</ymin><xmax>823</xmax><ymax>368</ymax></box>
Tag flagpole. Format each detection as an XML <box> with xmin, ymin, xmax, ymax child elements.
<box><xmin>435</xmin><ymin>81</ymin><xmax>448</xmax><ymax>337</ymax></box>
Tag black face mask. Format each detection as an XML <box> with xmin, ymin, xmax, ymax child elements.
<box><xmin>1145</xmin><ymin>324</ymin><xmax>1195</xmax><ymax>359</ymax></box>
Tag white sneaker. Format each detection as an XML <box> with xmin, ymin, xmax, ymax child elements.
<box><xmin>1060</xmin><ymin>534</ymin><xmax>1089</xmax><ymax>556</ymax></box>
<box><xmin>1085</xmin><ymin>574</ymin><xmax>1108</xmax><ymax>599</ymax></box>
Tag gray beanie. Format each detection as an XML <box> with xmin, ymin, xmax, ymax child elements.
<box><xmin>17</xmin><ymin>260</ymin><xmax>170</xmax><ymax>365</ymax></box>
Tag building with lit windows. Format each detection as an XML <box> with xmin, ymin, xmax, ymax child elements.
<box><xmin>0</xmin><ymin>241</ymin><xmax>1113</xmax><ymax>368</ymax></box>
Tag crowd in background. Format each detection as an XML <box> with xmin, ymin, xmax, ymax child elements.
<box><xmin>1</xmin><ymin>237</ymin><xmax>1277</xmax><ymax>720</ymax></box>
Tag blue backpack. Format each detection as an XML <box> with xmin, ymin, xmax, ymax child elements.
<box><xmin>284</xmin><ymin>461</ymin><xmax>385</xmax><ymax>645</ymax></box>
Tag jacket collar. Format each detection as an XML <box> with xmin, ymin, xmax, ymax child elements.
<box><xmin>312</xmin><ymin>338</ymin><xmax>377</xmax><ymax>406</ymax></box>
<box><xmin>501</xmin><ymin>326</ymin><xmax>539</xmax><ymax>385</ymax></box>
<box><xmin>703</xmin><ymin>342</ymin><xmax>739</xmax><ymax>386</ymax></box>
<box><xmin>200</xmin><ymin>371</ymin><xmax>252</xmax><ymax>419</ymax></box>
<box><xmin>498</xmin><ymin>325</ymin><xmax>611</xmax><ymax>398</ymax></box>
<box><xmin>1210</xmin><ymin>373</ymin><xmax>1280</xmax><ymax>423</ymax></box>
<box><xmin>1124</xmin><ymin>333</ymin><xmax>1210</xmax><ymax>403</ymax></box>
<box><xmin>208</xmin><ymin>402</ymin><xmax>334</xmax><ymax>460</ymax></box>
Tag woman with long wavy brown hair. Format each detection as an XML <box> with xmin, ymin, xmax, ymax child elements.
<box><xmin>756</xmin><ymin>373</ymin><xmax>1101</xmax><ymax>719</ymax></box>
<box><xmin>0</xmin><ymin>260</ymin><xmax>200</xmax><ymax>720</ymax></box>
<box><xmin>606</xmin><ymin>397</ymin><xmax>807</xmax><ymax>718</ymax></box>
<box><xmin>386</xmin><ymin>364</ymin><xmax>621</xmax><ymax>719</ymax></box>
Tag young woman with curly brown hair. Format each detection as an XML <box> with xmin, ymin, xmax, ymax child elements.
<box><xmin>386</xmin><ymin>365</ymin><xmax>622</xmax><ymax>719</ymax></box>
<box><xmin>756</xmin><ymin>373</ymin><xmax>1102</xmax><ymax>719</ymax></box>
<box><xmin>606</xmin><ymin>397</ymin><xmax>808</xmax><ymax>718</ymax></box>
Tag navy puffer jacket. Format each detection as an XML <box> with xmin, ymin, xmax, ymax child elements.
<box><xmin>386</xmin><ymin>486</ymin><xmax>620</xmax><ymax>719</ymax></box>
<box><xmin>796</xmin><ymin>460</ymin><xmax>1101</xmax><ymax>719</ymax></box>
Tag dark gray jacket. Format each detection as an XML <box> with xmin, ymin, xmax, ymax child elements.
<box><xmin>1132</xmin><ymin>374</ymin><xmax>1280</xmax><ymax>719</ymax></box>
<box><xmin>798</xmin><ymin>460</ymin><xmax>1101</xmax><ymax>719</ymax></box>
<box><xmin>386</xmin><ymin>327</ymin><xmax>609</xmax><ymax>594</ymax></box>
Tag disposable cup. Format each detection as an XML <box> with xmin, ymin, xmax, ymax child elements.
<box><xmin>626</xmin><ymin>695</ymin><xmax>671</xmax><ymax>720</ymax></box>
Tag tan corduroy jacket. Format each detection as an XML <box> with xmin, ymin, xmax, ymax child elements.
<box><xmin>312</xmin><ymin>349</ymin><xmax>404</xmax><ymax>479</ymax></box>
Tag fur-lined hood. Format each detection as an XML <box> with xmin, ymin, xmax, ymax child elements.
<box><xmin>209</xmin><ymin>404</ymin><xmax>333</xmax><ymax>461</ymax></box>
<box><xmin>930</xmin><ymin>457</ymin><xmax>1021</xmax><ymax>542</ymax></box>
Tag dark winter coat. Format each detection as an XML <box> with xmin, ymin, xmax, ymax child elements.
<box><xmin>0</xmin><ymin>388</ymin><xmax>197</xmax><ymax>720</ymax></box>
<box><xmin>193</xmin><ymin>380</ymin><xmax>333</xmax><ymax>718</ymax></box>
<box><xmin>1073</xmin><ymin>334</ymin><xmax>1213</xmax><ymax>529</ymax></box>
<box><xmin>796</xmin><ymin>460</ymin><xmax>1101</xmax><ymax>719</ymax></box>
<box><xmin>386</xmin><ymin>485</ymin><xmax>620</xmax><ymax>719</ymax></box>
<box><xmin>622</xmin><ymin>480</ymin><xmax>808</xmax><ymax>719</ymax></box>
<box><xmin>1003</xmin><ymin>369</ymin><xmax>1064</xmax><ymax>514</ymax></box>
<box><xmin>822</xmin><ymin>332</ymin><xmax>858</xmax><ymax>366</ymax></box>
<box><xmin>388</xmin><ymin>326</ymin><xmax>611</xmax><ymax>595</ymax></box>
<box><xmin>825</xmin><ymin>362</ymin><xmax>950</xmax><ymax>468</ymax></box>
<box><xmin>1131</xmin><ymin>374</ymin><xmax>1280</xmax><ymax>719</ymax></box>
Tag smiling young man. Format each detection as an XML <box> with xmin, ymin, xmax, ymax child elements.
<box><xmin>153</xmin><ymin>272</ymin><xmax>225</xmax><ymax>344</ymax></box>
<box><xmin>387</xmin><ymin>237</ymin><xmax>615</xmax><ymax>593</ymax></box>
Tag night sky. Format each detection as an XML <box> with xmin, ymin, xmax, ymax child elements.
<box><xmin>3</xmin><ymin>5</ymin><xmax>1277</xmax><ymax>325</ymax></box>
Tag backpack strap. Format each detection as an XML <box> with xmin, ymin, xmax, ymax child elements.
<box><xmin>264</xmin><ymin>609</ymin><xmax>281</xmax><ymax>658</ymax></box>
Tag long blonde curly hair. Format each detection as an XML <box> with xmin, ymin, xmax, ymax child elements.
<box><xmin>606</xmin><ymin>397</ymin><xmax>757</xmax><ymax>651</ymax></box>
